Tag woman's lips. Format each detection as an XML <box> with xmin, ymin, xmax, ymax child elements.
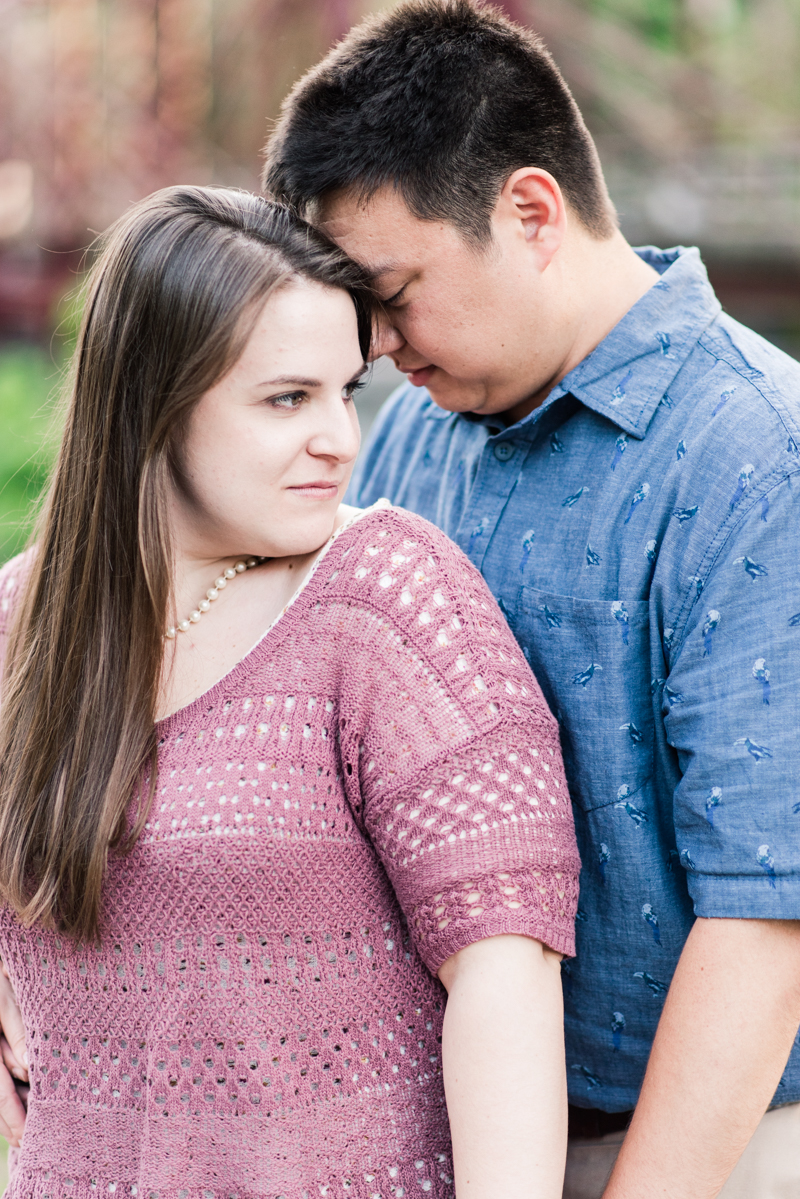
<box><xmin>286</xmin><ymin>482</ymin><xmax>340</xmax><ymax>499</ymax></box>
<box><xmin>407</xmin><ymin>365</ymin><xmax>435</xmax><ymax>388</ymax></box>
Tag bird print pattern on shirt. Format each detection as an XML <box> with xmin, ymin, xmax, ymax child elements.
<box><xmin>619</xmin><ymin>722</ymin><xmax>644</xmax><ymax>745</ymax></box>
<box><xmin>735</xmin><ymin>555</ymin><xmax>768</xmax><ymax>580</ymax></box>
<box><xmin>519</xmin><ymin>529</ymin><xmax>535</xmax><ymax>574</ymax></box>
<box><xmin>702</xmin><ymin>610</ymin><xmax>721</xmax><ymax>657</ymax></box>
<box><xmin>615</xmin><ymin>794</ymin><xmax>649</xmax><ymax>827</ymax></box>
<box><xmin>656</xmin><ymin>331</ymin><xmax>672</xmax><ymax>357</ymax></box>
<box><xmin>676</xmin><ymin>440</ymin><xmax>687</xmax><ymax>461</ymax></box>
<box><xmin>563</xmin><ymin>487</ymin><xmax>588</xmax><ymax>508</ymax></box>
<box><xmin>753</xmin><ymin>659</ymin><xmax>771</xmax><ymax>705</ymax></box>
<box><xmin>673</xmin><ymin>505</ymin><xmax>698</xmax><ymax>524</ymax></box>
<box><xmin>611</xmin><ymin>601</ymin><xmax>630</xmax><ymax>645</ymax></box>
<box><xmin>634</xmin><ymin>971</ymin><xmax>669</xmax><ymax>996</ymax></box>
<box><xmin>573</xmin><ymin>663</ymin><xmax>602</xmax><ymax>686</ymax></box>
<box><xmin>757</xmin><ymin>844</ymin><xmax>777</xmax><ymax>888</ymax></box>
<box><xmin>625</xmin><ymin>483</ymin><xmax>650</xmax><ymax>524</ymax></box>
<box><xmin>468</xmin><ymin>516</ymin><xmax>489</xmax><ymax>554</ymax></box>
<box><xmin>644</xmin><ymin>539</ymin><xmax>658</xmax><ymax>562</ymax></box>
<box><xmin>571</xmin><ymin>1064</ymin><xmax>602</xmax><ymax>1089</ymax></box>
<box><xmin>586</xmin><ymin>544</ymin><xmax>602</xmax><ymax>566</ymax></box>
<box><xmin>611</xmin><ymin>1011</ymin><xmax>626</xmax><ymax>1050</ymax></box>
<box><xmin>730</xmin><ymin>465</ymin><xmax>755</xmax><ymax>509</ymax></box>
<box><xmin>599</xmin><ymin>843</ymin><xmax>610</xmax><ymax>883</ymax></box>
<box><xmin>641</xmin><ymin>904</ymin><xmax>661</xmax><ymax>945</ymax></box>
<box><xmin>734</xmin><ymin>737</ymin><xmax>773</xmax><ymax>761</ymax></box>
<box><xmin>761</xmin><ymin>495</ymin><xmax>770</xmax><ymax>521</ymax></box>
<box><xmin>705</xmin><ymin>787</ymin><xmax>723</xmax><ymax>827</ymax></box>
<box><xmin>611</xmin><ymin>434</ymin><xmax>628</xmax><ymax>471</ymax></box>
<box><xmin>612</xmin><ymin>369</ymin><xmax>635</xmax><ymax>405</ymax></box>
<box><xmin>539</xmin><ymin>605</ymin><xmax>562</xmax><ymax>630</ymax></box>
<box><xmin>712</xmin><ymin>387</ymin><xmax>737</xmax><ymax>417</ymax></box>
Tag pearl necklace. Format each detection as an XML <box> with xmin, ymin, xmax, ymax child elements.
<box><xmin>165</xmin><ymin>557</ymin><xmax>266</xmax><ymax>639</ymax></box>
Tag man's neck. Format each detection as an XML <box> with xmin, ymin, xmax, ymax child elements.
<box><xmin>504</xmin><ymin>233</ymin><xmax>660</xmax><ymax>427</ymax></box>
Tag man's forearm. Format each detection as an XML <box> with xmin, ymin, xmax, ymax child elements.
<box><xmin>604</xmin><ymin>917</ymin><xmax>800</xmax><ymax>1199</ymax></box>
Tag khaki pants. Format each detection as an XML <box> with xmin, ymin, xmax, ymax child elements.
<box><xmin>563</xmin><ymin>1101</ymin><xmax>800</xmax><ymax>1199</ymax></box>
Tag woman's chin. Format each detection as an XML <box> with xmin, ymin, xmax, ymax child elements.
<box><xmin>258</xmin><ymin>507</ymin><xmax>342</xmax><ymax>561</ymax></box>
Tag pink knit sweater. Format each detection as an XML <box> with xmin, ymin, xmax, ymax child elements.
<box><xmin>0</xmin><ymin>503</ymin><xmax>579</xmax><ymax>1199</ymax></box>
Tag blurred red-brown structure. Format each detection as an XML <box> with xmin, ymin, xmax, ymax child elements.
<box><xmin>0</xmin><ymin>0</ymin><xmax>798</xmax><ymax>349</ymax></box>
<box><xmin>0</xmin><ymin>0</ymin><xmax>382</xmax><ymax>334</ymax></box>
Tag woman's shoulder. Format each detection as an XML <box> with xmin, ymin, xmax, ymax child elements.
<box><xmin>330</xmin><ymin>499</ymin><xmax>475</xmax><ymax>575</ymax></box>
<box><xmin>316</xmin><ymin>500</ymin><xmax>515</xmax><ymax>655</ymax></box>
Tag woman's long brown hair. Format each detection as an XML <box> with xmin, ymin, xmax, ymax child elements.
<box><xmin>0</xmin><ymin>186</ymin><xmax>372</xmax><ymax>943</ymax></box>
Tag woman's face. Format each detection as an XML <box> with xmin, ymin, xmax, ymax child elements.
<box><xmin>171</xmin><ymin>277</ymin><xmax>365</xmax><ymax>562</ymax></box>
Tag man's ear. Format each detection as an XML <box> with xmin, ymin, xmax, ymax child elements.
<box><xmin>496</xmin><ymin>168</ymin><xmax>566</xmax><ymax>269</ymax></box>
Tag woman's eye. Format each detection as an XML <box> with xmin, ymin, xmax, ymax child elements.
<box><xmin>269</xmin><ymin>391</ymin><xmax>306</xmax><ymax>410</ymax></box>
<box><xmin>343</xmin><ymin>380</ymin><xmax>367</xmax><ymax>402</ymax></box>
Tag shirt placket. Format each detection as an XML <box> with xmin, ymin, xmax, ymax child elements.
<box><xmin>455</xmin><ymin>434</ymin><xmax>532</xmax><ymax>572</ymax></box>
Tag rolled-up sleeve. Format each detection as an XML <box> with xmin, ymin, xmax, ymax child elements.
<box><xmin>665</xmin><ymin>476</ymin><xmax>800</xmax><ymax>917</ymax></box>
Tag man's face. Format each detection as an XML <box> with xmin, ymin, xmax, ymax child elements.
<box><xmin>322</xmin><ymin>186</ymin><xmax>567</xmax><ymax>421</ymax></box>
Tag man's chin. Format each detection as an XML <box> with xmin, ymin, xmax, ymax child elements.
<box><xmin>426</xmin><ymin>376</ymin><xmax>539</xmax><ymax>423</ymax></box>
<box><xmin>425</xmin><ymin>376</ymin><xmax>488</xmax><ymax>416</ymax></box>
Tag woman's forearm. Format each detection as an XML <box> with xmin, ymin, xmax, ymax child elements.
<box><xmin>439</xmin><ymin>933</ymin><xmax>567</xmax><ymax>1198</ymax></box>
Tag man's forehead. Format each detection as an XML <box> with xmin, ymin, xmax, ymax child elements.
<box><xmin>319</xmin><ymin>187</ymin><xmax>431</xmax><ymax>277</ymax></box>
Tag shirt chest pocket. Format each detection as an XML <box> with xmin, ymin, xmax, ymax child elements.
<box><xmin>516</xmin><ymin>585</ymin><xmax>654</xmax><ymax>813</ymax></box>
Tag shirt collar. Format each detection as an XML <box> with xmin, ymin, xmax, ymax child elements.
<box><xmin>538</xmin><ymin>246</ymin><xmax>721</xmax><ymax>440</ymax></box>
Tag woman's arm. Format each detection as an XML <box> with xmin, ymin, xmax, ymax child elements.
<box><xmin>0</xmin><ymin>964</ymin><xmax>27</xmax><ymax>1147</ymax></box>
<box><xmin>439</xmin><ymin>933</ymin><xmax>567</xmax><ymax>1199</ymax></box>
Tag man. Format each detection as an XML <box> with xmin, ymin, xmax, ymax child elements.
<box><xmin>262</xmin><ymin>2</ymin><xmax>800</xmax><ymax>1195</ymax></box>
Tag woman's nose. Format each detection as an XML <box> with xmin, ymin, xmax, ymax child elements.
<box><xmin>309</xmin><ymin>395</ymin><xmax>361</xmax><ymax>463</ymax></box>
<box><xmin>369</xmin><ymin>310</ymin><xmax>405</xmax><ymax>361</ymax></box>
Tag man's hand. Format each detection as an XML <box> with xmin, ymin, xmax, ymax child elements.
<box><xmin>0</xmin><ymin>963</ymin><xmax>27</xmax><ymax>1148</ymax></box>
<box><xmin>603</xmin><ymin>917</ymin><xmax>800</xmax><ymax>1199</ymax></box>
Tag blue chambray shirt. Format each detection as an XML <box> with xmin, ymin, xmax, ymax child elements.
<box><xmin>348</xmin><ymin>247</ymin><xmax>800</xmax><ymax>1112</ymax></box>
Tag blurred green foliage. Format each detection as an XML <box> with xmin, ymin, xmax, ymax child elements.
<box><xmin>0</xmin><ymin>343</ymin><xmax>62</xmax><ymax>567</ymax></box>
<box><xmin>591</xmin><ymin>0</ymin><xmax>680</xmax><ymax>49</ymax></box>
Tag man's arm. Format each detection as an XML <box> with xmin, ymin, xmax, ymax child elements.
<box><xmin>439</xmin><ymin>933</ymin><xmax>567</xmax><ymax>1198</ymax></box>
<box><xmin>0</xmin><ymin>963</ymin><xmax>28</xmax><ymax>1147</ymax></box>
<box><xmin>604</xmin><ymin>916</ymin><xmax>800</xmax><ymax>1199</ymax></box>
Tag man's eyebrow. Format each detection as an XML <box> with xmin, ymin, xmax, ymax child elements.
<box><xmin>367</xmin><ymin>260</ymin><xmax>403</xmax><ymax>282</ymax></box>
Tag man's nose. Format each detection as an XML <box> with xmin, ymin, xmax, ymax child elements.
<box><xmin>369</xmin><ymin>311</ymin><xmax>405</xmax><ymax>361</ymax></box>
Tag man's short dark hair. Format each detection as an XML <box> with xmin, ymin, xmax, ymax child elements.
<box><xmin>263</xmin><ymin>0</ymin><xmax>616</xmax><ymax>244</ymax></box>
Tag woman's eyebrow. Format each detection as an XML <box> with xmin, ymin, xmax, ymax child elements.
<box><xmin>258</xmin><ymin>375</ymin><xmax>322</xmax><ymax>387</ymax></box>
<box><xmin>257</xmin><ymin>364</ymin><xmax>368</xmax><ymax>389</ymax></box>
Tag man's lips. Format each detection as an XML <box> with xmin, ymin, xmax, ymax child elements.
<box><xmin>405</xmin><ymin>365</ymin><xmax>436</xmax><ymax>387</ymax></box>
<box><xmin>286</xmin><ymin>481</ymin><xmax>341</xmax><ymax>498</ymax></box>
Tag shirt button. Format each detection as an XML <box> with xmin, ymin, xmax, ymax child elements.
<box><xmin>493</xmin><ymin>442</ymin><xmax>515</xmax><ymax>461</ymax></box>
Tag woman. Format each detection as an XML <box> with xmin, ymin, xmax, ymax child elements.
<box><xmin>0</xmin><ymin>187</ymin><xmax>579</xmax><ymax>1198</ymax></box>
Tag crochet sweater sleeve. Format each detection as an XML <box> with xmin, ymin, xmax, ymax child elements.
<box><xmin>327</xmin><ymin>506</ymin><xmax>580</xmax><ymax>972</ymax></box>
